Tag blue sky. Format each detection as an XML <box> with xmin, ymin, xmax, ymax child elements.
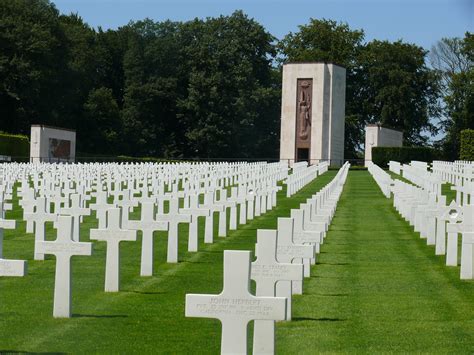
<box><xmin>53</xmin><ymin>0</ymin><xmax>472</xmax><ymax>50</ymax></box>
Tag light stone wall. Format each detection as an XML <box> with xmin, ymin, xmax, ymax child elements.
<box><xmin>279</xmin><ymin>63</ymin><xmax>346</xmax><ymax>167</ymax></box>
<box><xmin>364</xmin><ymin>125</ymin><xmax>403</xmax><ymax>165</ymax></box>
<box><xmin>30</xmin><ymin>125</ymin><xmax>76</xmax><ymax>163</ymax></box>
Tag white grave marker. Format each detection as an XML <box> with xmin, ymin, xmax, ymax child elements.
<box><xmin>275</xmin><ymin>217</ymin><xmax>314</xmax><ymax>319</ymax></box>
<box><xmin>185</xmin><ymin>250</ymin><xmax>286</xmax><ymax>355</ymax></box>
<box><xmin>36</xmin><ymin>215</ymin><xmax>92</xmax><ymax>317</ymax></box>
<box><xmin>24</xmin><ymin>197</ymin><xmax>57</xmax><ymax>260</ymax></box>
<box><xmin>251</xmin><ymin>230</ymin><xmax>303</xmax><ymax>355</ymax></box>
<box><xmin>59</xmin><ymin>194</ymin><xmax>91</xmax><ymax>242</ymax></box>
<box><xmin>90</xmin><ymin>208</ymin><xmax>137</xmax><ymax>292</ymax></box>
<box><xmin>127</xmin><ymin>202</ymin><xmax>168</xmax><ymax>276</ymax></box>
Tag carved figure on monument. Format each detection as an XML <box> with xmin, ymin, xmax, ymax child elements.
<box><xmin>298</xmin><ymin>81</ymin><xmax>311</xmax><ymax>140</ymax></box>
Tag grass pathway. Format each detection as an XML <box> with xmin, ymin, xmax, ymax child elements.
<box><xmin>277</xmin><ymin>171</ymin><xmax>474</xmax><ymax>353</ymax></box>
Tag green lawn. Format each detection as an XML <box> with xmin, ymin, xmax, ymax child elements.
<box><xmin>0</xmin><ymin>172</ymin><xmax>336</xmax><ymax>353</ymax></box>
<box><xmin>442</xmin><ymin>182</ymin><xmax>457</xmax><ymax>203</ymax></box>
<box><xmin>277</xmin><ymin>171</ymin><xmax>474</xmax><ymax>353</ymax></box>
<box><xmin>1</xmin><ymin>171</ymin><xmax>473</xmax><ymax>353</ymax></box>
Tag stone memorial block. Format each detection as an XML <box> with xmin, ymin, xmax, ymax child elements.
<box><xmin>90</xmin><ymin>208</ymin><xmax>137</xmax><ymax>292</ymax></box>
<box><xmin>127</xmin><ymin>202</ymin><xmax>168</xmax><ymax>276</ymax></box>
<box><xmin>30</xmin><ymin>124</ymin><xmax>76</xmax><ymax>163</ymax></box>
<box><xmin>364</xmin><ymin>125</ymin><xmax>403</xmax><ymax>166</ymax></box>
<box><xmin>280</xmin><ymin>63</ymin><xmax>346</xmax><ymax>166</ymax></box>
<box><xmin>251</xmin><ymin>230</ymin><xmax>303</xmax><ymax>355</ymax></box>
<box><xmin>36</xmin><ymin>215</ymin><xmax>92</xmax><ymax>317</ymax></box>
<box><xmin>0</xmin><ymin>258</ymin><xmax>27</xmax><ymax>277</ymax></box>
<box><xmin>185</xmin><ymin>250</ymin><xmax>286</xmax><ymax>355</ymax></box>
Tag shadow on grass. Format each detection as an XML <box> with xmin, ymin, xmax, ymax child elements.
<box><xmin>122</xmin><ymin>290</ymin><xmax>166</xmax><ymax>295</ymax></box>
<box><xmin>292</xmin><ymin>317</ymin><xmax>347</xmax><ymax>322</ymax></box>
<box><xmin>0</xmin><ymin>351</ymin><xmax>64</xmax><ymax>354</ymax></box>
<box><xmin>318</xmin><ymin>262</ymin><xmax>351</xmax><ymax>266</ymax></box>
<box><xmin>72</xmin><ymin>314</ymin><xmax>128</xmax><ymax>319</ymax></box>
<box><xmin>308</xmin><ymin>293</ymin><xmax>349</xmax><ymax>297</ymax></box>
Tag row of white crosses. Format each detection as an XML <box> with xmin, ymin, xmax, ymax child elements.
<box><xmin>370</xmin><ymin>161</ymin><xmax>474</xmax><ymax>280</ymax></box>
<box><xmin>368</xmin><ymin>162</ymin><xmax>392</xmax><ymax>198</ymax></box>
<box><xmin>185</xmin><ymin>162</ymin><xmax>350</xmax><ymax>355</ymax></box>
<box><xmin>0</xmin><ymin>161</ymin><xmax>289</xmax><ymax>319</ymax></box>
<box><xmin>432</xmin><ymin>160</ymin><xmax>474</xmax><ymax>206</ymax></box>
<box><xmin>284</xmin><ymin>161</ymin><xmax>329</xmax><ymax>197</ymax></box>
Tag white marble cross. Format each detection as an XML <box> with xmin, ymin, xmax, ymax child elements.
<box><xmin>90</xmin><ymin>208</ymin><xmax>137</xmax><ymax>292</ymax></box>
<box><xmin>251</xmin><ymin>230</ymin><xmax>303</xmax><ymax>355</ymax></box>
<box><xmin>185</xmin><ymin>250</ymin><xmax>286</xmax><ymax>355</ymax></box>
<box><xmin>89</xmin><ymin>191</ymin><xmax>114</xmax><ymax>229</ymax></box>
<box><xmin>433</xmin><ymin>196</ymin><xmax>450</xmax><ymax>255</ymax></box>
<box><xmin>0</xmin><ymin>204</ymin><xmax>16</xmax><ymax>259</ymax></box>
<box><xmin>24</xmin><ymin>197</ymin><xmax>57</xmax><ymax>260</ymax></box>
<box><xmin>201</xmin><ymin>191</ymin><xmax>224</xmax><ymax>244</ymax></box>
<box><xmin>156</xmin><ymin>198</ymin><xmax>191</xmax><ymax>263</ymax></box>
<box><xmin>214</xmin><ymin>189</ymin><xmax>235</xmax><ymax>237</ymax></box>
<box><xmin>59</xmin><ymin>194</ymin><xmax>91</xmax><ymax>242</ymax></box>
<box><xmin>36</xmin><ymin>215</ymin><xmax>92</xmax><ymax>317</ymax></box>
<box><xmin>127</xmin><ymin>202</ymin><xmax>168</xmax><ymax>276</ymax></box>
<box><xmin>275</xmin><ymin>217</ymin><xmax>314</xmax><ymax>319</ymax></box>
<box><xmin>444</xmin><ymin>204</ymin><xmax>465</xmax><ymax>266</ymax></box>
<box><xmin>289</xmin><ymin>208</ymin><xmax>321</xmax><ymax>295</ymax></box>
<box><xmin>179</xmin><ymin>194</ymin><xmax>210</xmax><ymax>252</ymax></box>
<box><xmin>458</xmin><ymin>205</ymin><xmax>474</xmax><ymax>279</ymax></box>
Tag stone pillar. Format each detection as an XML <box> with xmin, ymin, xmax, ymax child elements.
<box><xmin>279</xmin><ymin>62</ymin><xmax>346</xmax><ymax>167</ymax></box>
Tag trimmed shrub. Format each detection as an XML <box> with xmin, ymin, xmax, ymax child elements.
<box><xmin>0</xmin><ymin>132</ymin><xmax>29</xmax><ymax>159</ymax></box>
<box><xmin>372</xmin><ymin>146</ymin><xmax>440</xmax><ymax>168</ymax></box>
<box><xmin>460</xmin><ymin>129</ymin><xmax>474</xmax><ymax>161</ymax></box>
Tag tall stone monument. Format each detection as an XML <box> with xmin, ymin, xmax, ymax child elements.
<box><xmin>279</xmin><ymin>62</ymin><xmax>346</xmax><ymax>167</ymax></box>
<box><xmin>364</xmin><ymin>124</ymin><xmax>403</xmax><ymax>166</ymax></box>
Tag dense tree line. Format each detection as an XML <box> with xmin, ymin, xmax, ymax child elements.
<box><xmin>0</xmin><ymin>0</ymin><xmax>471</xmax><ymax>159</ymax></box>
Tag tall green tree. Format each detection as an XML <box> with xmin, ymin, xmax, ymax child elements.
<box><xmin>178</xmin><ymin>11</ymin><xmax>280</xmax><ymax>159</ymax></box>
<box><xmin>0</xmin><ymin>0</ymin><xmax>66</xmax><ymax>133</ymax></box>
<box><xmin>121</xmin><ymin>19</ymin><xmax>182</xmax><ymax>156</ymax></box>
<box><xmin>357</xmin><ymin>40</ymin><xmax>440</xmax><ymax>145</ymax></box>
<box><xmin>431</xmin><ymin>33</ymin><xmax>473</xmax><ymax>159</ymax></box>
<box><xmin>81</xmin><ymin>87</ymin><xmax>121</xmax><ymax>154</ymax></box>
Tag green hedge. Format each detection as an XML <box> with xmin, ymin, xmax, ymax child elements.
<box><xmin>76</xmin><ymin>153</ymin><xmax>182</xmax><ymax>163</ymax></box>
<box><xmin>460</xmin><ymin>129</ymin><xmax>474</xmax><ymax>161</ymax></box>
<box><xmin>372</xmin><ymin>147</ymin><xmax>440</xmax><ymax>167</ymax></box>
<box><xmin>0</xmin><ymin>132</ymin><xmax>29</xmax><ymax>158</ymax></box>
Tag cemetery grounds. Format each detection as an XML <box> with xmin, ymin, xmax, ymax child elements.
<box><xmin>0</xmin><ymin>170</ymin><xmax>473</xmax><ymax>353</ymax></box>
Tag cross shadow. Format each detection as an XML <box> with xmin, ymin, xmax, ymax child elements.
<box><xmin>0</xmin><ymin>351</ymin><xmax>63</xmax><ymax>354</ymax></box>
<box><xmin>318</xmin><ymin>262</ymin><xmax>350</xmax><ymax>266</ymax></box>
<box><xmin>72</xmin><ymin>314</ymin><xmax>128</xmax><ymax>319</ymax></box>
<box><xmin>292</xmin><ymin>317</ymin><xmax>346</xmax><ymax>322</ymax></box>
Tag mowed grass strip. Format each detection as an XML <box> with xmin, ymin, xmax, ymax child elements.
<box><xmin>277</xmin><ymin>171</ymin><xmax>474</xmax><ymax>353</ymax></box>
<box><xmin>0</xmin><ymin>171</ymin><xmax>337</xmax><ymax>353</ymax></box>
